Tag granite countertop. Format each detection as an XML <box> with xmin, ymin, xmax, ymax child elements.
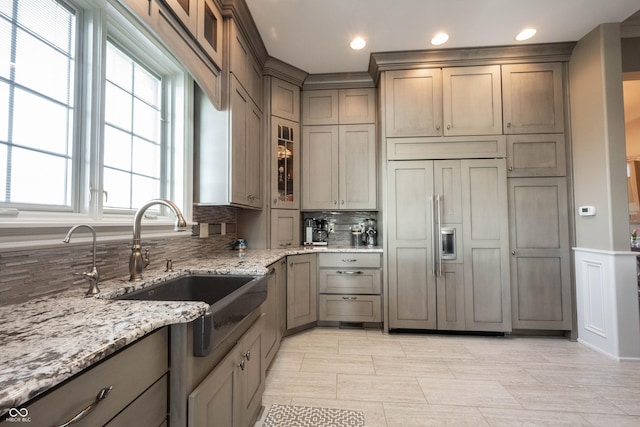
<box><xmin>0</xmin><ymin>246</ymin><xmax>382</xmax><ymax>414</ymax></box>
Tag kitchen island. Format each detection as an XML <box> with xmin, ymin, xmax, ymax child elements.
<box><xmin>0</xmin><ymin>246</ymin><xmax>381</xmax><ymax>418</ymax></box>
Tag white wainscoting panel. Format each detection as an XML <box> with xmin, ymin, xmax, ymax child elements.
<box><xmin>574</xmin><ymin>248</ymin><xmax>640</xmax><ymax>360</ymax></box>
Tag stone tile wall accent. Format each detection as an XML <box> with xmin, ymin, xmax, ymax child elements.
<box><xmin>0</xmin><ymin>205</ymin><xmax>238</xmax><ymax>306</ymax></box>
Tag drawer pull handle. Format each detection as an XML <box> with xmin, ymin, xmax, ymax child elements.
<box><xmin>342</xmin><ymin>296</ymin><xmax>357</xmax><ymax>301</ymax></box>
<box><xmin>243</xmin><ymin>350</ymin><xmax>251</xmax><ymax>361</ymax></box>
<box><xmin>238</xmin><ymin>359</ymin><xmax>246</xmax><ymax>371</ymax></box>
<box><xmin>269</xmin><ymin>267</ymin><xmax>276</xmax><ymax>275</ymax></box>
<box><xmin>341</xmin><ymin>259</ymin><xmax>357</xmax><ymax>263</ymax></box>
<box><xmin>337</xmin><ymin>270</ymin><xmax>363</xmax><ymax>275</ymax></box>
<box><xmin>55</xmin><ymin>386</ymin><xmax>112</xmax><ymax>427</ymax></box>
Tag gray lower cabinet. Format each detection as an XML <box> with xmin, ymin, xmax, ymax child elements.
<box><xmin>188</xmin><ymin>315</ymin><xmax>265</xmax><ymax>427</ymax></box>
<box><xmin>262</xmin><ymin>258</ymin><xmax>287</xmax><ymax>369</ymax></box>
<box><xmin>317</xmin><ymin>253</ymin><xmax>382</xmax><ymax>323</ymax></box>
<box><xmin>287</xmin><ymin>254</ymin><xmax>317</xmax><ymax>330</ymax></box>
<box><xmin>23</xmin><ymin>328</ymin><xmax>168</xmax><ymax>427</ymax></box>
<box><xmin>508</xmin><ymin>177</ymin><xmax>572</xmax><ymax>330</ymax></box>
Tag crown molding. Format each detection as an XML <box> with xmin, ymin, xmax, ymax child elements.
<box><xmin>302</xmin><ymin>72</ymin><xmax>375</xmax><ymax>90</ymax></box>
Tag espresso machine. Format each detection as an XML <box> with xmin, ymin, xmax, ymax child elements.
<box><xmin>363</xmin><ymin>218</ymin><xmax>377</xmax><ymax>247</ymax></box>
<box><xmin>304</xmin><ymin>218</ymin><xmax>329</xmax><ymax>246</ymax></box>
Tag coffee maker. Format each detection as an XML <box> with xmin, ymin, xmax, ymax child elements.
<box><xmin>363</xmin><ymin>218</ymin><xmax>377</xmax><ymax>247</ymax></box>
<box><xmin>304</xmin><ymin>218</ymin><xmax>328</xmax><ymax>246</ymax></box>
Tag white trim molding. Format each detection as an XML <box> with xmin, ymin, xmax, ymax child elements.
<box><xmin>573</xmin><ymin>247</ymin><xmax>640</xmax><ymax>360</ymax></box>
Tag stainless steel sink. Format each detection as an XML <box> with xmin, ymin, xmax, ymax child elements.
<box><xmin>116</xmin><ymin>274</ymin><xmax>267</xmax><ymax>356</ymax></box>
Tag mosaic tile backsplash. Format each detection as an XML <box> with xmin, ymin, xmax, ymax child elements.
<box><xmin>0</xmin><ymin>206</ymin><xmax>238</xmax><ymax>306</ymax></box>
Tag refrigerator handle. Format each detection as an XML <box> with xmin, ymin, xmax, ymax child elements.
<box><xmin>430</xmin><ymin>194</ymin><xmax>437</xmax><ymax>277</ymax></box>
<box><xmin>436</xmin><ymin>193</ymin><xmax>443</xmax><ymax>277</ymax></box>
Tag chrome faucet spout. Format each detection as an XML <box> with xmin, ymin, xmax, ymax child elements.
<box><xmin>63</xmin><ymin>224</ymin><xmax>101</xmax><ymax>297</ymax></box>
<box><xmin>130</xmin><ymin>198</ymin><xmax>187</xmax><ymax>281</ymax></box>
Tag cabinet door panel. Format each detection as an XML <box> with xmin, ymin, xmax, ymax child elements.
<box><xmin>436</xmin><ymin>263</ymin><xmax>465</xmax><ymax>330</ymax></box>
<box><xmin>461</xmin><ymin>159</ymin><xmax>511</xmax><ymax>332</ymax></box>
<box><xmin>443</xmin><ymin>65</ymin><xmax>502</xmax><ymax>136</ymax></box>
<box><xmin>270</xmin><ymin>209</ymin><xmax>300</xmax><ymax>249</ymax></box>
<box><xmin>319</xmin><ymin>269</ymin><xmax>381</xmax><ymax>294</ymax></box>
<box><xmin>434</xmin><ymin>160</ymin><xmax>462</xmax><ymax>224</ymax></box>
<box><xmin>387</xmin><ymin>161</ymin><xmax>437</xmax><ymax>329</ymax></box>
<box><xmin>239</xmin><ymin>316</ymin><xmax>265</xmax><ymax>427</ymax></box>
<box><xmin>302</xmin><ymin>126</ymin><xmax>339</xmax><ymax>209</ymax></box>
<box><xmin>302</xmin><ymin>90</ymin><xmax>339</xmax><ymax>125</ymax></box>
<box><xmin>507</xmin><ymin>134</ymin><xmax>566</xmax><ymax>177</ymax></box>
<box><xmin>271</xmin><ymin>117</ymin><xmax>300</xmax><ymax>209</ymax></box>
<box><xmin>339</xmin><ymin>88</ymin><xmax>376</xmax><ymax>124</ymax></box>
<box><xmin>164</xmin><ymin>0</ymin><xmax>197</xmax><ymax>32</ymax></box>
<box><xmin>509</xmin><ymin>177</ymin><xmax>571</xmax><ymax>330</ymax></box>
<box><xmin>385</xmin><ymin>69</ymin><xmax>442</xmax><ymax>137</ymax></box>
<box><xmin>230</xmin><ymin>78</ymin><xmax>248</xmax><ymax>205</ymax></box>
<box><xmin>188</xmin><ymin>343</ymin><xmax>240</xmax><ymax>427</ymax></box>
<box><xmin>502</xmin><ymin>63</ymin><xmax>565</xmax><ymax>134</ymax></box>
<box><xmin>197</xmin><ymin>0</ymin><xmax>223</xmax><ymax>68</ymax></box>
<box><xmin>246</xmin><ymin>101</ymin><xmax>262</xmax><ymax>207</ymax></box>
<box><xmin>339</xmin><ymin>124</ymin><xmax>376</xmax><ymax>209</ymax></box>
<box><xmin>287</xmin><ymin>254</ymin><xmax>317</xmax><ymax>329</ymax></box>
<box><xmin>272</xmin><ymin>78</ymin><xmax>300</xmax><ymax>121</ymax></box>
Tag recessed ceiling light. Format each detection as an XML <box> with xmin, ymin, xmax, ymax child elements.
<box><xmin>515</xmin><ymin>28</ymin><xmax>537</xmax><ymax>41</ymax></box>
<box><xmin>350</xmin><ymin>37</ymin><xmax>366</xmax><ymax>50</ymax></box>
<box><xmin>431</xmin><ymin>33</ymin><xmax>449</xmax><ymax>46</ymax></box>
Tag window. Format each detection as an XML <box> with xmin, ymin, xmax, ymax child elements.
<box><xmin>104</xmin><ymin>41</ymin><xmax>163</xmax><ymax>210</ymax></box>
<box><xmin>0</xmin><ymin>0</ymin><xmax>76</xmax><ymax>208</ymax></box>
<box><xmin>0</xmin><ymin>0</ymin><xmax>190</xmax><ymax>233</ymax></box>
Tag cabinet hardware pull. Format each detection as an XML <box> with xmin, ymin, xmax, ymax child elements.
<box><xmin>280</xmin><ymin>242</ymin><xmax>291</xmax><ymax>247</ymax></box>
<box><xmin>333</xmin><ymin>200</ymin><xmax>337</xmax><ymax>205</ymax></box>
<box><xmin>273</xmin><ymin>198</ymin><xmax>278</xmax><ymax>204</ymax></box>
<box><xmin>341</xmin><ymin>200</ymin><xmax>345</xmax><ymax>205</ymax></box>
<box><xmin>269</xmin><ymin>267</ymin><xmax>276</xmax><ymax>275</ymax></box>
<box><xmin>238</xmin><ymin>359</ymin><xmax>245</xmax><ymax>370</ymax></box>
<box><xmin>244</xmin><ymin>350</ymin><xmax>251</xmax><ymax>361</ymax></box>
<box><xmin>341</xmin><ymin>259</ymin><xmax>357</xmax><ymax>263</ymax></box>
<box><xmin>507</xmin><ymin>122</ymin><xmax>512</xmax><ymax>128</ymax></box>
<box><xmin>54</xmin><ymin>386</ymin><xmax>112</xmax><ymax>427</ymax></box>
<box><xmin>512</xmin><ymin>251</ymin><xmax>516</xmax><ymax>256</ymax></box>
<box><xmin>508</xmin><ymin>166</ymin><xmax>513</xmax><ymax>171</ymax></box>
<box><xmin>337</xmin><ymin>270</ymin><xmax>363</xmax><ymax>275</ymax></box>
<box><xmin>447</xmin><ymin>124</ymin><xmax>451</xmax><ymax>130</ymax></box>
<box><xmin>342</xmin><ymin>296</ymin><xmax>357</xmax><ymax>301</ymax></box>
<box><xmin>436</xmin><ymin>125</ymin><xmax>440</xmax><ymax>131</ymax></box>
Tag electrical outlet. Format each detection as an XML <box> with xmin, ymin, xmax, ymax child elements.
<box><xmin>328</xmin><ymin>222</ymin><xmax>335</xmax><ymax>233</ymax></box>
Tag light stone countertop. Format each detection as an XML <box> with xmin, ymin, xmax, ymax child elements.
<box><xmin>0</xmin><ymin>246</ymin><xmax>382</xmax><ymax>415</ymax></box>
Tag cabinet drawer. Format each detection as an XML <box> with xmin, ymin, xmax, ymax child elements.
<box><xmin>319</xmin><ymin>295</ymin><xmax>382</xmax><ymax>322</ymax></box>
<box><xmin>318</xmin><ymin>253</ymin><xmax>381</xmax><ymax>268</ymax></box>
<box><xmin>319</xmin><ymin>269</ymin><xmax>381</xmax><ymax>294</ymax></box>
<box><xmin>106</xmin><ymin>375</ymin><xmax>168</xmax><ymax>427</ymax></box>
<box><xmin>25</xmin><ymin>328</ymin><xmax>168</xmax><ymax>427</ymax></box>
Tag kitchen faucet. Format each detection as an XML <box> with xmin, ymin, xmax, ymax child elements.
<box><xmin>63</xmin><ymin>224</ymin><xmax>101</xmax><ymax>297</ymax></box>
<box><xmin>129</xmin><ymin>198</ymin><xmax>188</xmax><ymax>281</ymax></box>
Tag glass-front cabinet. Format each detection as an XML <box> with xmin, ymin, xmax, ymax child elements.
<box><xmin>271</xmin><ymin>117</ymin><xmax>299</xmax><ymax>209</ymax></box>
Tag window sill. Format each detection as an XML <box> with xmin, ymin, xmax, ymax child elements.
<box><xmin>0</xmin><ymin>216</ymin><xmax>195</xmax><ymax>251</ymax></box>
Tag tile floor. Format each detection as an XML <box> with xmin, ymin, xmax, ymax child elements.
<box><xmin>253</xmin><ymin>327</ymin><xmax>640</xmax><ymax>426</ymax></box>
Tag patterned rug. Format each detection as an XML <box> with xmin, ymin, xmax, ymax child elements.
<box><xmin>262</xmin><ymin>404</ymin><xmax>365</xmax><ymax>427</ymax></box>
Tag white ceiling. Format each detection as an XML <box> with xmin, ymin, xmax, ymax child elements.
<box><xmin>245</xmin><ymin>0</ymin><xmax>640</xmax><ymax>75</ymax></box>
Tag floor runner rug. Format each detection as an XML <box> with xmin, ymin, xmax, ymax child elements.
<box><xmin>262</xmin><ymin>404</ymin><xmax>365</xmax><ymax>427</ymax></box>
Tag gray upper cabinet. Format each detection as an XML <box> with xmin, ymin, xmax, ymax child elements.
<box><xmin>502</xmin><ymin>63</ymin><xmax>565</xmax><ymax>134</ymax></box>
<box><xmin>302</xmin><ymin>124</ymin><xmax>376</xmax><ymax>210</ymax></box>
<box><xmin>338</xmin><ymin>88</ymin><xmax>376</xmax><ymax>124</ymax></box>
<box><xmin>508</xmin><ymin>177</ymin><xmax>572</xmax><ymax>330</ymax></box>
<box><xmin>302</xmin><ymin>88</ymin><xmax>375</xmax><ymax>125</ymax></box>
<box><xmin>271</xmin><ymin>78</ymin><xmax>300</xmax><ymax>122</ymax></box>
<box><xmin>506</xmin><ymin>134</ymin><xmax>567</xmax><ymax>177</ymax></box>
<box><xmin>230</xmin><ymin>20</ymin><xmax>262</xmax><ymax>107</ymax></box>
<box><xmin>385</xmin><ymin>66</ymin><xmax>502</xmax><ymax>138</ymax></box>
<box><xmin>270</xmin><ymin>209</ymin><xmax>300</xmax><ymax>248</ymax></box>
<box><xmin>230</xmin><ymin>76</ymin><xmax>263</xmax><ymax>209</ymax></box>
<box><xmin>271</xmin><ymin>116</ymin><xmax>300</xmax><ymax>209</ymax></box>
<box><xmin>164</xmin><ymin>0</ymin><xmax>197</xmax><ymax>33</ymax></box>
<box><xmin>302</xmin><ymin>90</ymin><xmax>339</xmax><ymax>125</ymax></box>
<box><xmin>442</xmin><ymin>65</ymin><xmax>502</xmax><ymax>136</ymax></box>
<box><xmin>385</xmin><ymin>69</ymin><xmax>443</xmax><ymax>137</ymax></box>
<box><xmin>196</xmin><ymin>0</ymin><xmax>223</xmax><ymax>67</ymax></box>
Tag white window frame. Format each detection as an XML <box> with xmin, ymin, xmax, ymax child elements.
<box><xmin>0</xmin><ymin>0</ymin><xmax>193</xmax><ymax>249</ymax></box>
